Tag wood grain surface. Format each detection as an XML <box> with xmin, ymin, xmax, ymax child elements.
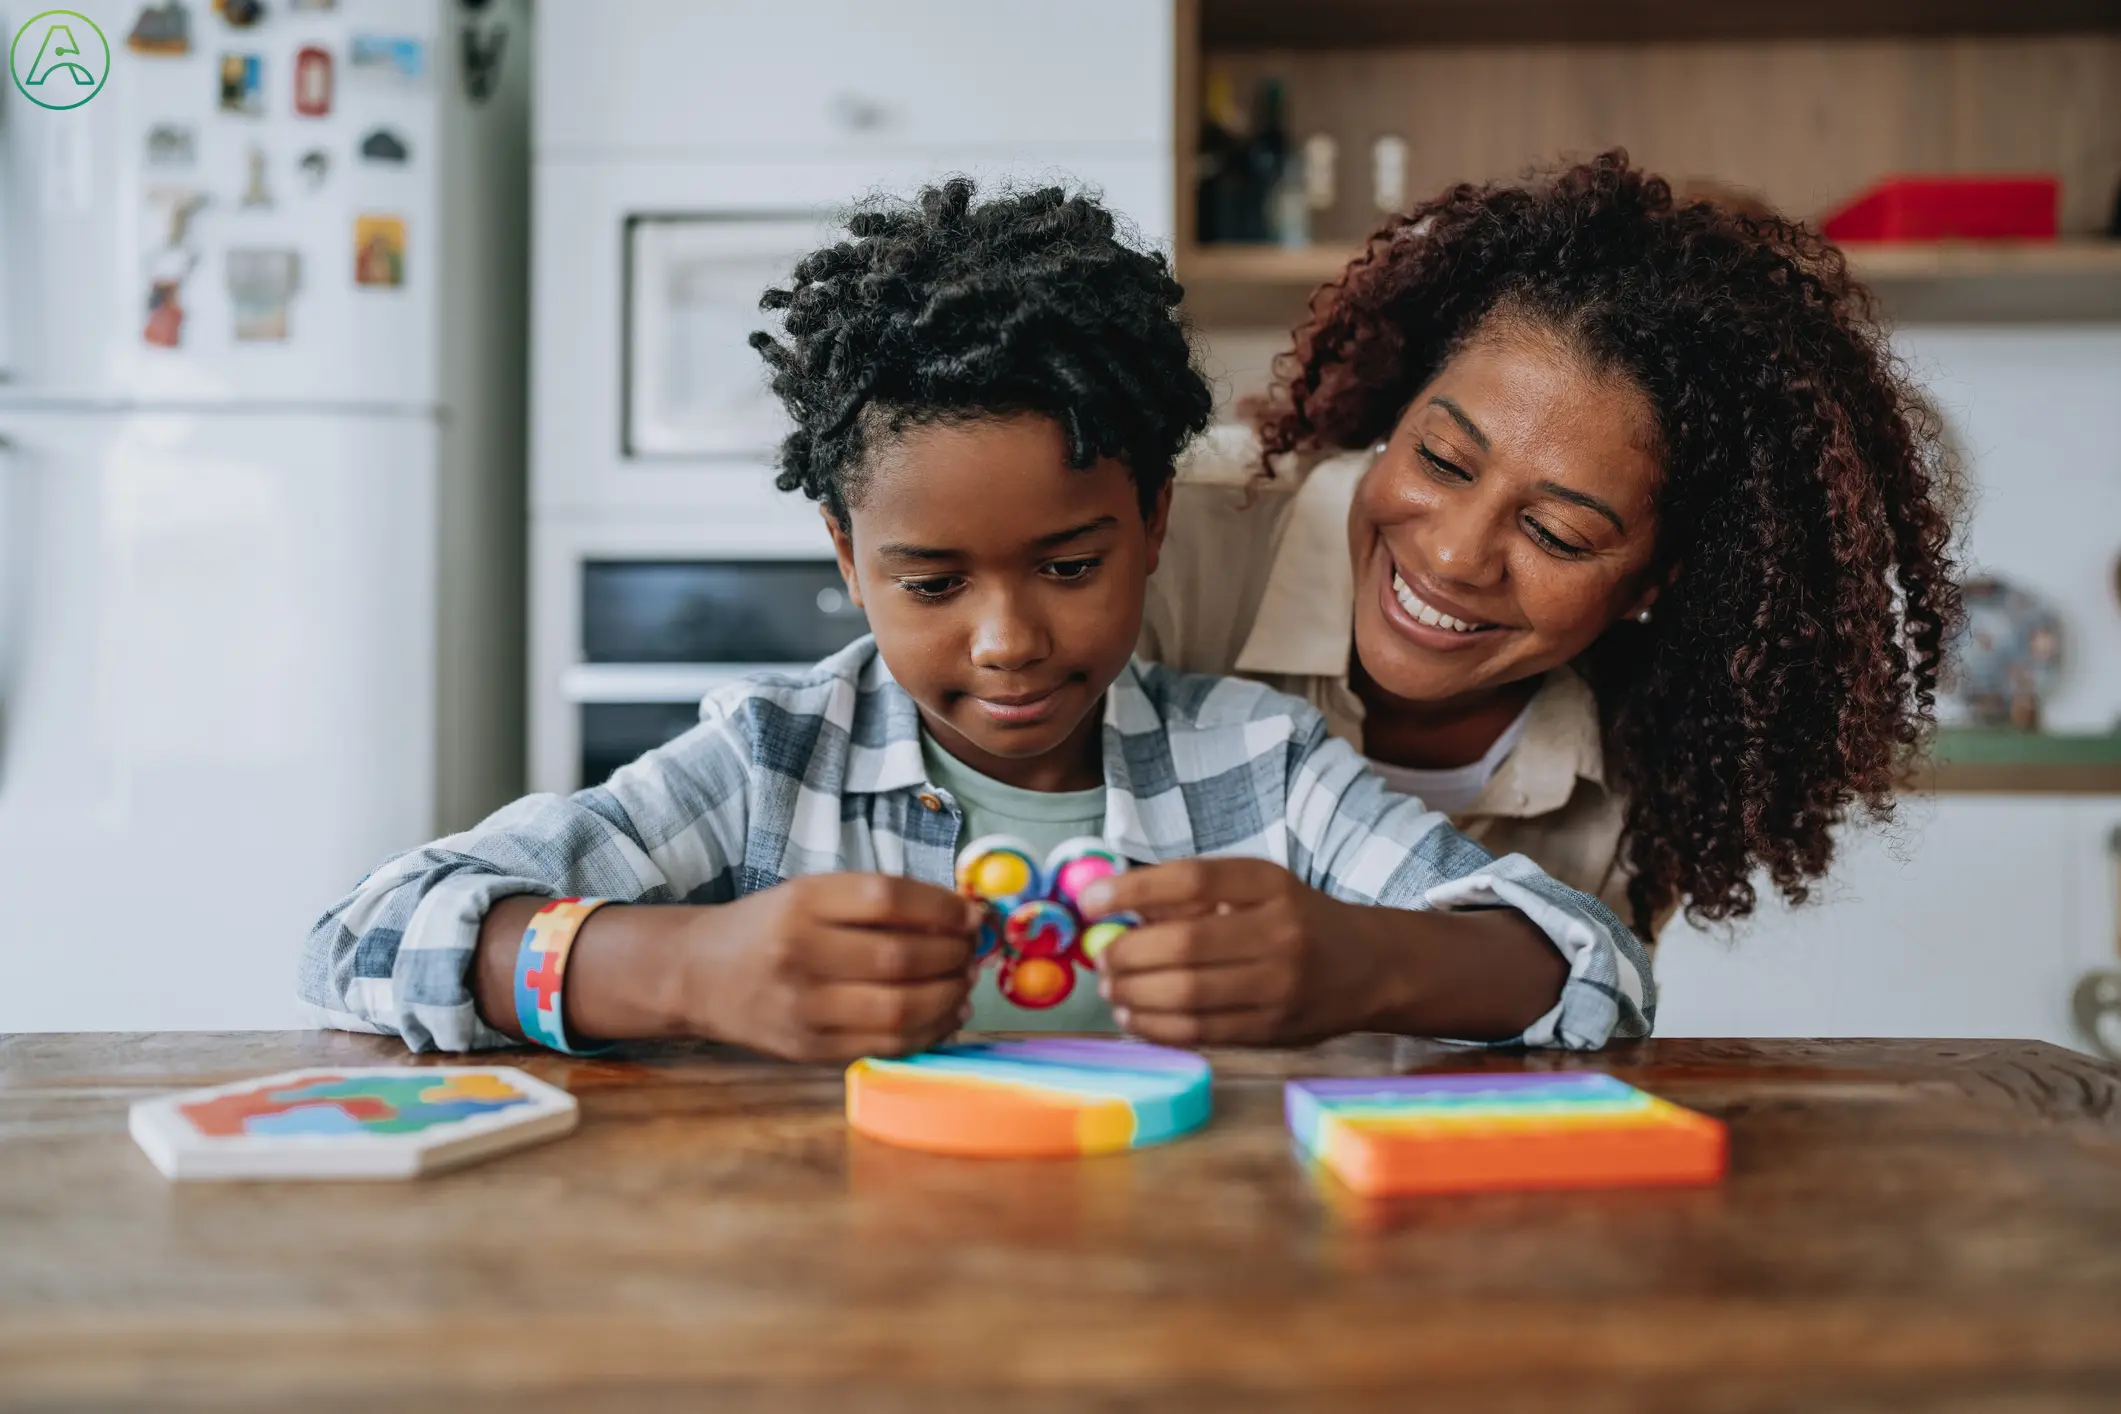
<box><xmin>3</xmin><ymin>1032</ymin><xmax>2119</xmax><ymax>1412</ymax></box>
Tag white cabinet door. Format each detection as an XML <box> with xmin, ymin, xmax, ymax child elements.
<box><xmin>0</xmin><ymin>409</ymin><xmax>436</xmax><ymax>1032</ymax></box>
<box><xmin>1654</xmin><ymin>797</ymin><xmax>2106</xmax><ymax>1051</ymax></box>
<box><xmin>537</xmin><ymin>0</ymin><xmax>1171</xmax><ymax>158</ymax></box>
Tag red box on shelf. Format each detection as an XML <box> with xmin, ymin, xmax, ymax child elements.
<box><xmin>1822</xmin><ymin>175</ymin><xmax>2059</xmax><ymax>242</ymax></box>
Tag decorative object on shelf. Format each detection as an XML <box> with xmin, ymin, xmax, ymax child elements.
<box><xmin>1370</xmin><ymin>134</ymin><xmax>1407</xmax><ymax>215</ymax></box>
<box><xmin>1287</xmin><ymin>1073</ymin><xmax>1727</xmax><ymax>1198</ymax></box>
<box><xmin>130</xmin><ymin>1067</ymin><xmax>578</xmax><ymax>1180</ymax></box>
<box><xmin>954</xmin><ymin>835</ymin><xmax>1137</xmax><ymax>1010</ymax></box>
<box><xmin>1822</xmin><ymin>175</ymin><xmax>2059</xmax><ymax>243</ymax></box>
<box><xmin>2070</xmin><ymin>826</ymin><xmax>2121</xmax><ymax>1063</ymax></box>
<box><xmin>846</xmin><ymin>1039</ymin><xmax>1213</xmax><ymax>1158</ymax></box>
<box><xmin>1944</xmin><ymin>575</ymin><xmax>2063</xmax><ymax>730</ymax></box>
<box><xmin>127</xmin><ymin>2</ymin><xmax>192</xmax><ymax>56</ymax></box>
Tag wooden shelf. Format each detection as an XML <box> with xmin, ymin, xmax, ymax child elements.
<box><xmin>1203</xmin><ymin>0</ymin><xmax>2121</xmax><ymax>48</ymax></box>
<box><xmin>1177</xmin><ymin>240</ymin><xmax>2121</xmax><ymax>326</ymax></box>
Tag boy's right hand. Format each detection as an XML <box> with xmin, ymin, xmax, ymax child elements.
<box><xmin>689</xmin><ymin>873</ymin><xmax>984</xmax><ymax>1063</ymax></box>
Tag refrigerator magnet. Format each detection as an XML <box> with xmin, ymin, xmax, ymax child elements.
<box><xmin>144</xmin><ymin>278</ymin><xmax>187</xmax><ymax>348</ymax></box>
<box><xmin>348</xmin><ymin>34</ymin><xmax>424</xmax><ymax>87</ymax></box>
<box><xmin>218</xmin><ymin>52</ymin><xmax>262</xmax><ymax>114</ymax></box>
<box><xmin>354</xmin><ymin>214</ymin><xmax>406</xmax><ymax>289</ymax></box>
<box><xmin>358</xmin><ymin>127</ymin><xmax>409</xmax><ymax>164</ymax></box>
<box><xmin>127</xmin><ymin>2</ymin><xmax>193</xmax><ymax>56</ymax></box>
<box><xmin>292</xmin><ymin>0</ymin><xmax>337</xmax><ymax>9</ymax></box>
<box><xmin>228</xmin><ymin>248</ymin><xmax>301</xmax><ymax>341</ymax></box>
<box><xmin>214</xmin><ymin>0</ymin><xmax>266</xmax><ymax>28</ymax></box>
<box><xmin>294</xmin><ymin>45</ymin><xmax>331</xmax><ymax>117</ymax></box>
<box><xmin>144</xmin><ymin>123</ymin><xmax>197</xmax><ymax>169</ymax></box>
<box><xmin>298</xmin><ymin>148</ymin><xmax>329</xmax><ymax>191</ymax></box>
<box><xmin>239</xmin><ymin>144</ymin><xmax>272</xmax><ymax>209</ymax></box>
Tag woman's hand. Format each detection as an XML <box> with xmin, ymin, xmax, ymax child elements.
<box><xmin>1078</xmin><ymin>859</ymin><xmax>1392</xmax><ymax>1047</ymax></box>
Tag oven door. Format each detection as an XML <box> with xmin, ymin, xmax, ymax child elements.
<box><xmin>565</xmin><ymin>558</ymin><xmax>868</xmax><ymax>788</ymax></box>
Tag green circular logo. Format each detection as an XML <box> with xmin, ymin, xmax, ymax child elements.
<box><xmin>10</xmin><ymin>10</ymin><xmax>110</xmax><ymax>110</ymax></box>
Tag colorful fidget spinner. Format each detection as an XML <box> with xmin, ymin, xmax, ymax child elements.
<box><xmin>955</xmin><ymin>835</ymin><xmax>1138</xmax><ymax>1009</ymax></box>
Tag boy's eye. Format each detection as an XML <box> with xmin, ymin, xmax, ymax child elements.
<box><xmin>1042</xmin><ymin>557</ymin><xmax>1101</xmax><ymax>582</ymax></box>
<box><xmin>898</xmin><ymin>575</ymin><xmax>963</xmax><ymax>601</ymax></box>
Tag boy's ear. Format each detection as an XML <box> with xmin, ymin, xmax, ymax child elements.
<box><xmin>822</xmin><ymin>504</ymin><xmax>864</xmax><ymax>610</ymax></box>
<box><xmin>1142</xmin><ymin>481</ymin><xmax>1174</xmax><ymax>577</ymax></box>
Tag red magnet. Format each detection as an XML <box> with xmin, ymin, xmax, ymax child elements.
<box><xmin>294</xmin><ymin>44</ymin><xmax>332</xmax><ymax>117</ymax></box>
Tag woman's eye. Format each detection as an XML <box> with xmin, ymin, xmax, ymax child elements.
<box><xmin>1417</xmin><ymin>443</ymin><xmax>1470</xmax><ymax>481</ymax></box>
<box><xmin>1522</xmin><ymin>516</ymin><xmax>1591</xmax><ymax>558</ymax></box>
<box><xmin>1043</xmin><ymin>557</ymin><xmax>1101</xmax><ymax>582</ymax></box>
<box><xmin>899</xmin><ymin>575</ymin><xmax>962</xmax><ymax>600</ymax></box>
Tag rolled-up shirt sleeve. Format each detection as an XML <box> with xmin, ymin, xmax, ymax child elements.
<box><xmin>296</xmin><ymin>699</ymin><xmax>757</xmax><ymax>1052</ymax></box>
<box><xmin>1282</xmin><ymin>716</ymin><xmax>1654</xmax><ymax>1050</ymax></box>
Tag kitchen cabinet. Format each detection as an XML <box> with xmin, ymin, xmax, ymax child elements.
<box><xmin>1655</xmin><ymin>796</ymin><xmax>2121</xmax><ymax>1053</ymax></box>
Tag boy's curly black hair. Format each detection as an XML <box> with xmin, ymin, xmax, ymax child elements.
<box><xmin>750</xmin><ymin>178</ymin><xmax>1213</xmax><ymax>527</ymax></box>
<box><xmin>1258</xmin><ymin>151</ymin><xmax>1962</xmax><ymax>937</ymax></box>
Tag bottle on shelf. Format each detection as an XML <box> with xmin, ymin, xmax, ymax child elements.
<box><xmin>1195</xmin><ymin>71</ymin><xmax>1248</xmax><ymax>244</ymax></box>
<box><xmin>1242</xmin><ymin>77</ymin><xmax>1291</xmax><ymax>245</ymax></box>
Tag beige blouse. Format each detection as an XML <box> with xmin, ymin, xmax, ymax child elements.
<box><xmin>1141</xmin><ymin>426</ymin><xmax>1643</xmax><ymax>928</ymax></box>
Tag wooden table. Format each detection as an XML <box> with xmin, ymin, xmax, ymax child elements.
<box><xmin>3</xmin><ymin>1033</ymin><xmax>2120</xmax><ymax>1412</ymax></box>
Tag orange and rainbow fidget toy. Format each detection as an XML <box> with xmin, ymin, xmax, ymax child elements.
<box><xmin>1286</xmin><ymin>1073</ymin><xmax>1726</xmax><ymax>1197</ymax></box>
<box><xmin>955</xmin><ymin>835</ymin><xmax>1137</xmax><ymax>1009</ymax></box>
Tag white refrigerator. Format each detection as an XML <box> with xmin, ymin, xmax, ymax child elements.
<box><xmin>0</xmin><ymin>0</ymin><xmax>529</xmax><ymax>1031</ymax></box>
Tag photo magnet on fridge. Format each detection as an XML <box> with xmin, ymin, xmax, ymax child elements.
<box><xmin>293</xmin><ymin>44</ymin><xmax>331</xmax><ymax>116</ymax></box>
<box><xmin>358</xmin><ymin>127</ymin><xmax>409</xmax><ymax>164</ymax></box>
<box><xmin>127</xmin><ymin>2</ymin><xmax>193</xmax><ymax>56</ymax></box>
<box><xmin>239</xmin><ymin>144</ymin><xmax>272</xmax><ymax>209</ymax></box>
<box><xmin>218</xmin><ymin>52</ymin><xmax>263</xmax><ymax>113</ymax></box>
<box><xmin>227</xmin><ymin>248</ymin><xmax>300</xmax><ymax>341</ymax></box>
<box><xmin>145</xmin><ymin>123</ymin><xmax>197</xmax><ymax>169</ymax></box>
<box><xmin>348</xmin><ymin>34</ymin><xmax>424</xmax><ymax>87</ymax></box>
<box><xmin>214</xmin><ymin>0</ymin><xmax>267</xmax><ymax>28</ymax></box>
<box><xmin>354</xmin><ymin>213</ymin><xmax>406</xmax><ymax>288</ymax></box>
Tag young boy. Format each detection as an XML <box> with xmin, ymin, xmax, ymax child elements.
<box><xmin>299</xmin><ymin>181</ymin><xmax>1652</xmax><ymax>1059</ymax></box>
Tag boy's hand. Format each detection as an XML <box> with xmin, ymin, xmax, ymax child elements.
<box><xmin>689</xmin><ymin>873</ymin><xmax>984</xmax><ymax>1062</ymax></box>
<box><xmin>1079</xmin><ymin>859</ymin><xmax>1392</xmax><ymax>1047</ymax></box>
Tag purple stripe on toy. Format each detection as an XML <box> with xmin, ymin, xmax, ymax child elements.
<box><xmin>942</xmin><ymin>1039</ymin><xmax>1205</xmax><ymax>1072</ymax></box>
<box><xmin>1295</xmin><ymin>1073</ymin><xmax>1628</xmax><ymax>1099</ymax></box>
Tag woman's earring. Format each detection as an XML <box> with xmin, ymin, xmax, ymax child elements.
<box><xmin>1634</xmin><ymin>607</ymin><xmax>1654</xmax><ymax>625</ymax></box>
<box><xmin>1371</xmin><ymin>442</ymin><xmax>1388</xmax><ymax>456</ymax></box>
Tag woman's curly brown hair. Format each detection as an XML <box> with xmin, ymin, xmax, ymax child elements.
<box><xmin>1257</xmin><ymin>151</ymin><xmax>1961</xmax><ymax>935</ymax></box>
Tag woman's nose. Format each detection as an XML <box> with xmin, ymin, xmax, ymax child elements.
<box><xmin>968</xmin><ymin>587</ymin><xmax>1051</xmax><ymax>670</ymax></box>
<box><xmin>1415</xmin><ymin>496</ymin><xmax>1508</xmax><ymax>587</ymax></box>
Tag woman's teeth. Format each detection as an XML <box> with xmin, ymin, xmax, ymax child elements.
<box><xmin>1392</xmin><ymin>571</ymin><xmax>1491</xmax><ymax>633</ymax></box>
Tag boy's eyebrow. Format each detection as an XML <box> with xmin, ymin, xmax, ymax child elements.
<box><xmin>1033</xmin><ymin>516</ymin><xmax>1117</xmax><ymax>549</ymax></box>
<box><xmin>874</xmin><ymin>517</ymin><xmax>1118</xmax><ymax>563</ymax></box>
<box><xmin>1428</xmin><ymin>396</ymin><xmax>1491</xmax><ymax>452</ymax></box>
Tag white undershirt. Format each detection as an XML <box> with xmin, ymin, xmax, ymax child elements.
<box><xmin>1365</xmin><ymin>698</ymin><xmax>1535</xmax><ymax>815</ymax></box>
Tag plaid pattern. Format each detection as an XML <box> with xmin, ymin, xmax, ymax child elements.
<box><xmin>299</xmin><ymin>638</ymin><xmax>1654</xmax><ymax>1053</ymax></box>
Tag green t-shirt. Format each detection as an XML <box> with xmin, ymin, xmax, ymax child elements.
<box><xmin>921</xmin><ymin>736</ymin><xmax>1119</xmax><ymax>1033</ymax></box>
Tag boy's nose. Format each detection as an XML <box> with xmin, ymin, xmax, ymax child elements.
<box><xmin>968</xmin><ymin>589</ymin><xmax>1051</xmax><ymax>671</ymax></box>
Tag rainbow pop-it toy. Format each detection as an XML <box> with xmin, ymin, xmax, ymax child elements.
<box><xmin>1287</xmin><ymin>1072</ymin><xmax>1726</xmax><ymax>1197</ymax></box>
<box><xmin>847</xmin><ymin>1039</ymin><xmax>1212</xmax><ymax>1158</ymax></box>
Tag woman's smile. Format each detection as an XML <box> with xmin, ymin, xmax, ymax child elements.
<box><xmin>1379</xmin><ymin>557</ymin><xmax>1508</xmax><ymax>653</ymax></box>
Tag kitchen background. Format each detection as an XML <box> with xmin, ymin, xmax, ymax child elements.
<box><xmin>1</xmin><ymin>0</ymin><xmax>2117</xmax><ymax>1056</ymax></box>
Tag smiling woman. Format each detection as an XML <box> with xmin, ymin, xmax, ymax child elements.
<box><xmin>1148</xmin><ymin>152</ymin><xmax>1962</xmax><ymax>939</ymax></box>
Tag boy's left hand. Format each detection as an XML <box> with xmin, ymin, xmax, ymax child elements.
<box><xmin>1078</xmin><ymin>859</ymin><xmax>1393</xmax><ymax>1047</ymax></box>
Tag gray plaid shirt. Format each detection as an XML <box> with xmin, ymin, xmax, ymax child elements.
<box><xmin>299</xmin><ymin>638</ymin><xmax>1654</xmax><ymax>1052</ymax></box>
